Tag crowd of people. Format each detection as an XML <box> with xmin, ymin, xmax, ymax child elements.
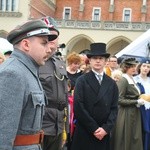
<box><xmin>0</xmin><ymin>16</ymin><xmax>150</xmax><ymax>150</ymax></box>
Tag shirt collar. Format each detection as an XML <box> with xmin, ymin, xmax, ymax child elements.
<box><xmin>92</xmin><ymin>69</ymin><xmax>104</xmax><ymax>76</ymax></box>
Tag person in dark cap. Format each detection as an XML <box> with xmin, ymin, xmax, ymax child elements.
<box><xmin>111</xmin><ymin>57</ymin><xmax>144</xmax><ymax>150</ymax></box>
<box><xmin>7</xmin><ymin>19</ymin><xmax>57</xmax><ymax>45</ymax></box>
<box><xmin>0</xmin><ymin>19</ymin><xmax>57</xmax><ymax>149</ymax></box>
<box><xmin>4</xmin><ymin>50</ymin><xmax>12</xmax><ymax>59</ymax></box>
<box><xmin>70</xmin><ymin>43</ymin><xmax>119</xmax><ymax>150</ymax></box>
<box><xmin>134</xmin><ymin>59</ymin><xmax>150</xmax><ymax>150</ymax></box>
<box><xmin>39</xmin><ymin>16</ymin><xmax>69</xmax><ymax>150</ymax></box>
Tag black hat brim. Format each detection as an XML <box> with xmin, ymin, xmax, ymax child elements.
<box><xmin>87</xmin><ymin>53</ymin><xmax>110</xmax><ymax>58</ymax></box>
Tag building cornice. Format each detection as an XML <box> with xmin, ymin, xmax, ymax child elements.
<box><xmin>56</xmin><ymin>20</ymin><xmax>150</xmax><ymax>31</ymax></box>
<box><xmin>0</xmin><ymin>12</ymin><xmax>22</xmax><ymax>17</ymax></box>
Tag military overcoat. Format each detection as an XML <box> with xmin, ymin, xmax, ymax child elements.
<box><xmin>39</xmin><ymin>56</ymin><xmax>69</xmax><ymax>136</ymax></box>
<box><xmin>0</xmin><ymin>49</ymin><xmax>45</xmax><ymax>150</ymax></box>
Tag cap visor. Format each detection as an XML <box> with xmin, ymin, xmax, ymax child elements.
<box><xmin>48</xmin><ymin>34</ymin><xmax>58</xmax><ymax>41</ymax></box>
<box><xmin>37</xmin><ymin>34</ymin><xmax>58</xmax><ymax>41</ymax></box>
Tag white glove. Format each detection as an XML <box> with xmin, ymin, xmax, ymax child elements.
<box><xmin>143</xmin><ymin>100</ymin><xmax>150</xmax><ymax>110</ymax></box>
<box><xmin>137</xmin><ymin>99</ymin><xmax>145</xmax><ymax>105</ymax></box>
<box><xmin>136</xmin><ymin>99</ymin><xmax>145</xmax><ymax>107</ymax></box>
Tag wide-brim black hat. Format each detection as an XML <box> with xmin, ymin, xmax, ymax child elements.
<box><xmin>121</xmin><ymin>58</ymin><xmax>139</xmax><ymax>65</ymax></box>
<box><xmin>87</xmin><ymin>43</ymin><xmax>110</xmax><ymax>58</ymax></box>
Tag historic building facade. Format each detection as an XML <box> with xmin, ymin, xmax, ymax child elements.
<box><xmin>0</xmin><ymin>0</ymin><xmax>150</xmax><ymax>56</ymax></box>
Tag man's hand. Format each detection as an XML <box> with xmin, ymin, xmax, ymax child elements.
<box><xmin>93</xmin><ymin>127</ymin><xmax>107</xmax><ymax>140</ymax></box>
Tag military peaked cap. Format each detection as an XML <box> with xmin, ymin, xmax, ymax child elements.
<box><xmin>7</xmin><ymin>19</ymin><xmax>58</xmax><ymax>44</ymax></box>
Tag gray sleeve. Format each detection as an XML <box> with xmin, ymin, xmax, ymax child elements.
<box><xmin>0</xmin><ymin>69</ymin><xmax>25</xmax><ymax>149</ymax></box>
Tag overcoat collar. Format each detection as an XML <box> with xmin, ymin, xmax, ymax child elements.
<box><xmin>85</xmin><ymin>70</ymin><xmax>110</xmax><ymax>104</ymax></box>
<box><xmin>11</xmin><ymin>49</ymin><xmax>39</xmax><ymax>77</ymax></box>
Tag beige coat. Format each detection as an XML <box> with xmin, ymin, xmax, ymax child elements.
<box><xmin>111</xmin><ymin>74</ymin><xmax>143</xmax><ymax>150</ymax></box>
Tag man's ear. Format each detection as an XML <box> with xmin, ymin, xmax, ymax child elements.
<box><xmin>21</xmin><ymin>39</ymin><xmax>30</xmax><ymax>52</ymax></box>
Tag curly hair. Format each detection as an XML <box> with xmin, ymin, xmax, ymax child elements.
<box><xmin>66</xmin><ymin>52</ymin><xmax>81</xmax><ymax>65</ymax></box>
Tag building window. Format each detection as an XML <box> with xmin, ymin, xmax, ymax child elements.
<box><xmin>12</xmin><ymin>0</ymin><xmax>16</xmax><ymax>11</ymax></box>
<box><xmin>123</xmin><ymin>8</ymin><xmax>132</xmax><ymax>22</ymax></box>
<box><xmin>92</xmin><ymin>7</ymin><xmax>101</xmax><ymax>21</ymax></box>
<box><xmin>0</xmin><ymin>0</ymin><xmax>4</xmax><ymax>11</ymax></box>
<box><xmin>6</xmin><ymin>0</ymin><xmax>9</xmax><ymax>11</ymax></box>
<box><xmin>0</xmin><ymin>0</ymin><xmax>18</xmax><ymax>12</ymax></box>
<box><xmin>63</xmin><ymin>7</ymin><xmax>71</xmax><ymax>20</ymax></box>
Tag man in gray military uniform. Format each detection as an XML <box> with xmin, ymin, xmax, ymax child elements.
<box><xmin>39</xmin><ymin>16</ymin><xmax>69</xmax><ymax>150</ymax></box>
<box><xmin>0</xmin><ymin>19</ymin><xmax>57</xmax><ymax>149</ymax></box>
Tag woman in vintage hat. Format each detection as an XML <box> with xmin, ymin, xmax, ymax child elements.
<box><xmin>111</xmin><ymin>57</ymin><xmax>144</xmax><ymax>150</ymax></box>
<box><xmin>71</xmin><ymin>43</ymin><xmax>119</xmax><ymax>150</ymax></box>
<box><xmin>134</xmin><ymin>59</ymin><xmax>150</xmax><ymax>150</ymax></box>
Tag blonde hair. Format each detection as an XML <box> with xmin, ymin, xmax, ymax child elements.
<box><xmin>0</xmin><ymin>52</ymin><xmax>6</xmax><ymax>63</ymax></box>
<box><xmin>111</xmin><ymin>69</ymin><xmax>122</xmax><ymax>81</ymax></box>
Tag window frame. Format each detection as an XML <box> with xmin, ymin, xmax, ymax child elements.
<box><xmin>92</xmin><ymin>7</ymin><xmax>101</xmax><ymax>21</ymax></box>
<box><xmin>63</xmin><ymin>7</ymin><xmax>71</xmax><ymax>20</ymax></box>
<box><xmin>122</xmin><ymin>8</ymin><xmax>132</xmax><ymax>22</ymax></box>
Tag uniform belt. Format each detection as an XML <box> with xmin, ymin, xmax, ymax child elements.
<box><xmin>13</xmin><ymin>130</ymin><xmax>44</xmax><ymax>146</ymax></box>
<box><xmin>46</xmin><ymin>101</ymin><xmax>66</xmax><ymax>111</ymax></box>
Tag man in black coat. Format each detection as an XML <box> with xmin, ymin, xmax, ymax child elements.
<box><xmin>71</xmin><ymin>43</ymin><xmax>119</xmax><ymax>150</ymax></box>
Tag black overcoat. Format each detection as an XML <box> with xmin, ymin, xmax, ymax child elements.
<box><xmin>71</xmin><ymin>71</ymin><xmax>118</xmax><ymax>150</ymax></box>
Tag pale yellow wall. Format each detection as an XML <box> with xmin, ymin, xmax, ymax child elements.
<box><xmin>58</xmin><ymin>28</ymin><xmax>144</xmax><ymax>55</ymax></box>
<box><xmin>0</xmin><ymin>0</ymin><xmax>145</xmax><ymax>56</ymax></box>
